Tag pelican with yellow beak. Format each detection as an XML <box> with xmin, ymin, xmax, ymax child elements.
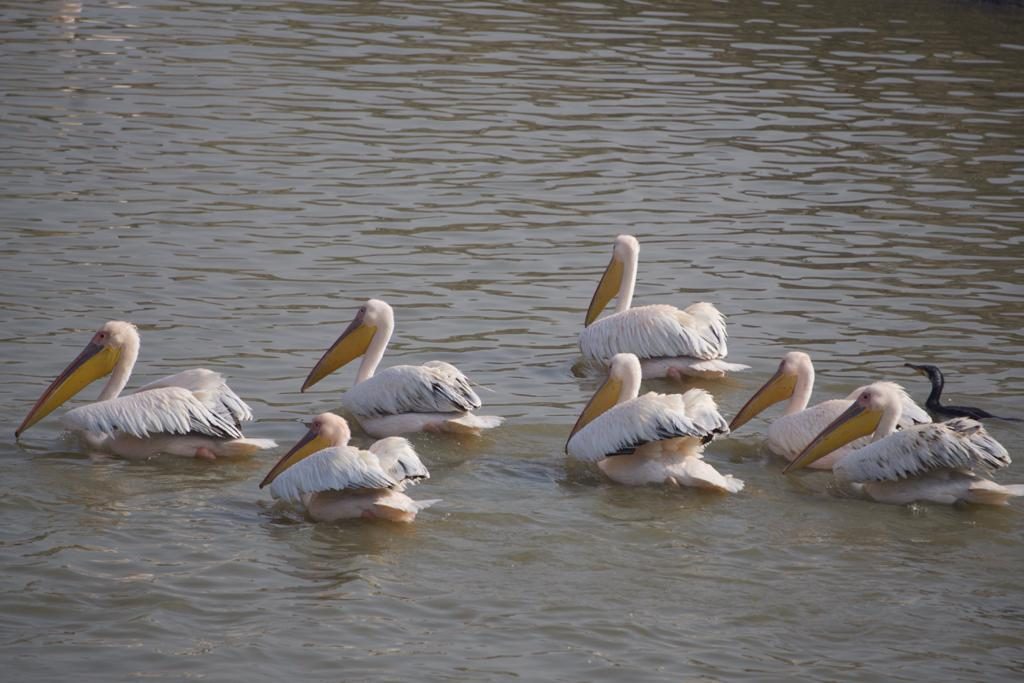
<box><xmin>15</xmin><ymin>321</ymin><xmax>276</xmax><ymax>459</ymax></box>
<box><xmin>785</xmin><ymin>382</ymin><xmax>1023</xmax><ymax>506</ymax></box>
<box><xmin>578</xmin><ymin>235</ymin><xmax>748</xmax><ymax>379</ymax></box>
<box><xmin>260</xmin><ymin>412</ymin><xmax>438</xmax><ymax>522</ymax></box>
<box><xmin>301</xmin><ymin>299</ymin><xmax>502</xmax><ymax>437</ymax></box>
<box><xmin>566</xmin><ymin>353</ymin><xmax>743</xmax><ymax>492</ymax></box>
<box><xmin>729</xmin><ymin>352</ymin><xmax>930</xmax><ymax>469</ymax></box>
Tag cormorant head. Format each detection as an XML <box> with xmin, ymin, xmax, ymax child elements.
<box><xmin>904</xmin><ymin>362</ymin><xmax>943</xmax><ymax>384</ymax></box>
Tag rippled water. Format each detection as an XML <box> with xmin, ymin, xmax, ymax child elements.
<box><xmin>2</xmin><ymin>0</ymin><xmax>1024</xmax><ymax>679</ymax></box>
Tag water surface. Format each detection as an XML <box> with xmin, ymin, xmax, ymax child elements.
<box><xmin>2</xmin><ymin>0</ymin><xmax>1023</xmax><ymax>680</ymax></box>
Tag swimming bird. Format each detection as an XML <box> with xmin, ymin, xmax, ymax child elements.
<box><xmin>785</xmin><ymin>382</ymin><xmax>1023</xmax><ymax>506</ymax></box>
<box><xmin>905</xmin><ymin>362</ymin><xmax>1020</xmax><ymax>422</ymax></box>
<box><xmin>259</xmin><ymin>412</ymin><xmax>438</xmax><ymax>522</ymax></box>
<box><xmin>577</xmin><ymin>234</ymin><xmax>748</xmax><ymax>379</ymax></box>
<box><xmin>15</xmin><ymin>321</ymin><xmax>276</xmax><ymax>460</ymax></box>
<box><xmin>566</xmin><ymin>353</ymin><xmax>743</xmax><ymax>492</ymax></box>
<box><xmin>730</xmin><ymin>352</ymin><xmax>931</xmax><ymax>469</ymax></box>
<box><xmin>300</xmin><ymin>299</ymin><xmax>503</xmax><ymax>437</ymax></box>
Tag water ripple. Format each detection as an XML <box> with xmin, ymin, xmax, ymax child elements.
<box><xmin>1</xmin><ymin>0</ymin><xmax>1023</xmax><ymax>680</ymax></box>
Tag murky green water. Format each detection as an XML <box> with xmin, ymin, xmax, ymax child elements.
<box><xmin>2</xmin><ymin>0</ymin><xmax>1023</xmax><ymax>679</ymax></box>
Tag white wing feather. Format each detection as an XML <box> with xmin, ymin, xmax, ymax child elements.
<box><xmin>342</xmin><ymin>362</ymin><xmax>481</xmax><ymax>418</ymax></box>
<box><xmin>271</xmin><ymin>440</ymin><xmax>432</xmax><ymax>503</ymax></box>
<box><xmin>268</xmin><ymin>446</ymin><xmax>398</xmax><ymax>503</ymax></box>
<box><xmin>568</xmin><ymin>388</ymin><xmax>729</xmax><ymax>463</ymax></box>
<box><xmin>835</xmin><ymin>418</ymin><xmax>1011</xmax><ymax>483</ymax></box>
<box><xmin>62</xmin><ymin>386</ymin><xmax>243</xmax><ymax>439</ymax></box>
<box><xmin>679</xmin><ymin>388</ymin><xmax>730</xmax><ymax>434</ymax></box>
<box><xmin>579</xmin><ymin>303</ymin><xmax>729</xmax><ymax>362</ymax></box>
<box><xmin>134</xmin><ymin>368</ymin><xmax>254</xmax><ymax>426</ymax></box>
<box><xmin>368</xmin><ymin>436</ymin><xmax>430</xmax><ymax>488</ymax></box>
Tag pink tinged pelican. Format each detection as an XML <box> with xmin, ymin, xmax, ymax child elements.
<box><xmin>301</xmin><ymin>299</ymin><xmax>503</xmax><ymax>438</ymax></box>
<box><xmin>260</xmin><ymin>413</ymin><xmax>438</xmax><ymax>523</ymax></box>
<box><xmin>15</xmin><ymin>321</ymin><xmax>276</xmax><ymax>460</ymax></box>
<box><xmin>566</xmin><ymin>353</ymin><xmax>743</xmax><ymax>492</ymax></box>
<box><xmin>729</xmin><ymin>351</ymin><xmax>931</xmax><ymax>470</ymax></box>
<box><xmin>578</xmin><ymin>235</ymin><xmax>749</xmax><ymax>380</ymax></box>
<box><xmin>785</xmin><ymin>382</ymin><xmax>1023</xmax><ymax>506</ymax></box>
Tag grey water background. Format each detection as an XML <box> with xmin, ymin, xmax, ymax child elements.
<box><xmin>2</xmin><ymin>0</ymin><xmax>1023</xmax><ymax>679</ymax></box>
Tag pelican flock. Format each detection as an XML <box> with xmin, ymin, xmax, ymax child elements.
<box><xmin>12</xmin><ymin>234</ymin><xmax>1021</xmax><ymax>519</ymax></box>
<box><xmin>729</xmin><ymin>351</ymin><xmax>930</xmax><ymax>469</ymax></box>
<box><xmin>578</xmin><ymin>235</ymin><xmax>749</xmax><ymax>379</ymax></box>
<box><xmin>300</xmin><ymin>298</ymin><xmax>502</xmax><ymax>437</ymax></box>
<box><xmin>15</xmin><ymin>321</ymin><xmax>275</xmax><ymax>460</ymax></box>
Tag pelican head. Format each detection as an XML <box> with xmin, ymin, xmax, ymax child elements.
<box><xmin>566</xmin><ymin>352</ymin><xmax>642</xmax><ymax>450</ymax></box>
<box><xmin>301</xmin><ymin>298</ymin><xmax>392</xmax><ymax>392</ymax></box>
<box><xmin>259</xmin><ymin>412</ymin><xmax>351</xmax><ymax>488</ymax></box>
<box><xmin>585</xmin><ymin>234</ymin><xmax>639</xmax><ymax>327</ymax></box>
<box><xmin>784</xmin><ymin>383</ymin><xmax>897</xmax><ymax>473</ymax></box>
<box><xmin>16</xmin><ymin>321</ymin><xmax>139</xmax><ymax>437</ymax></box>
<box><xmin>729</xmin><ymin>351</ymin><xmax>812</xmax><ymax>431</ymax></box>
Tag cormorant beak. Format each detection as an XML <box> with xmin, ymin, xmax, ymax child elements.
<box><xmin>903</xmin><ymin>362</ymin><xmax>928</xmax><ymax>377</ymax></box>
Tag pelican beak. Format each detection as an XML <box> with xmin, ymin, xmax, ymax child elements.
<box><xmin>566</xmin><ymin>375</ymin><xmax>622</xmax><ymax>451</ymax></box>
<box><xmin>729</xmin><ymin>368</ymin><xmax>797</xmax><ymax>431</ymax></box>
<box><xmin>259</xmin><ymin>423</ymin><xmax>331</xmax><ymax>488</ymax></box>
<box><xmin>301</xmin><ymin>309</ymin><xmax>377</xmax><ymax>392</ymax></box>
<box><xmin>783</xmin><ymin>402</ymin><xmax>883</xmax><ymax>473</ymax></box>
<box><xmin>16</xmin><ymin>341</ymin><xmax>120</xmax><ymax>437</ymax></box>
<box><xmin>584</xmin><ymin>253</ymin><xmax>624</xmax><ymax>327</ymax></box>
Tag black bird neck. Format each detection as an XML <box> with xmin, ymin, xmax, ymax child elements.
<box><xmin>925</xmin><ymin>370</ymin><xmax>945</xmax><ymax>408</ymax></box>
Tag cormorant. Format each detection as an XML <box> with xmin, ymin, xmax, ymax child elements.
<box><xmin>905</xmin><ymin>363</ymin><xmax>1020</xmax><ymax>422</ymax></box>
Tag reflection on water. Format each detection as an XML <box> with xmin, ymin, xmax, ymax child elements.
<box><xmin>1</xmin><ymin>0</ymin><xmax>1023</xmax><ymax>680</ymax></box>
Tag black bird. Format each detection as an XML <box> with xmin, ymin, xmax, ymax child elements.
<box><xmin>905</xmin><ymin>363</ymin><xmax>1020</xmax><ymax>422</ymax></box>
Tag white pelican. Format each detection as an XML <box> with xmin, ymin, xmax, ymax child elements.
<box><xmin>785</xmin><ymin>382</ymin><xmax>1023</xmax><ymax>506</ymax></box>
<box><xmin>259</xmin><ymin>412</ymin><xmax>438</xmax><ymax>522</ymax></box>
<box><xmin>301</xmin><ymin>298</ymin><xmax>503</xmax><ymax>438</ymax></box>
<box><xmin>578</xmin><ymin>234</ymin><xmax>748</xmax><ymax>379</ymax></box>
<box><xmin>729</xmin><ymin>351</ymin><xmax>931</xmax><ymax>470</ymax></box>
<box><xmin>15</xmin><ymin>321</ymin><xmax>276</xmax><ymax>460</ymax></box>
<box><xmin>566</xmin><ymin>353</ymin><xmax>743</xmax><ymax>492</ymax></box>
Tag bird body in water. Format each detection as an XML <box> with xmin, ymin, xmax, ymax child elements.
<box><xmin>786</xmin><ymin>382</ymin><xmax>1023</xmax><ymax>506</ymax></box>
<box><xmin>260</xmin><ymin>413</ymin><xmax>438</xmax><ymax>523</ymax></box>
<box><xmin>730</xmin><ymin>351</ymin><xmax>930</xmax><ymax>470</ymax></box>
<box><xmin>577</xmin><ymin>235</ymin><xmax>748</xmax><ymax>379</ymax></box>
<box><xmin>300</xmin><ymin>298</ymin><xmax>503</xmax><ymax>437</ymax></box>
<box><xmin>566</xmin><ymin>353</ymin><xmax>743</xmax><ymax>492</ymax></box>
<box><xmin>905</xmin><ymin>363</ymin><xmax>1020</xmax><ymax>422</ymax></box>
<box><xmin>15</xmin><ymin>321</ymin><xmax>276</xmax><ymax>460</ymax></box>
